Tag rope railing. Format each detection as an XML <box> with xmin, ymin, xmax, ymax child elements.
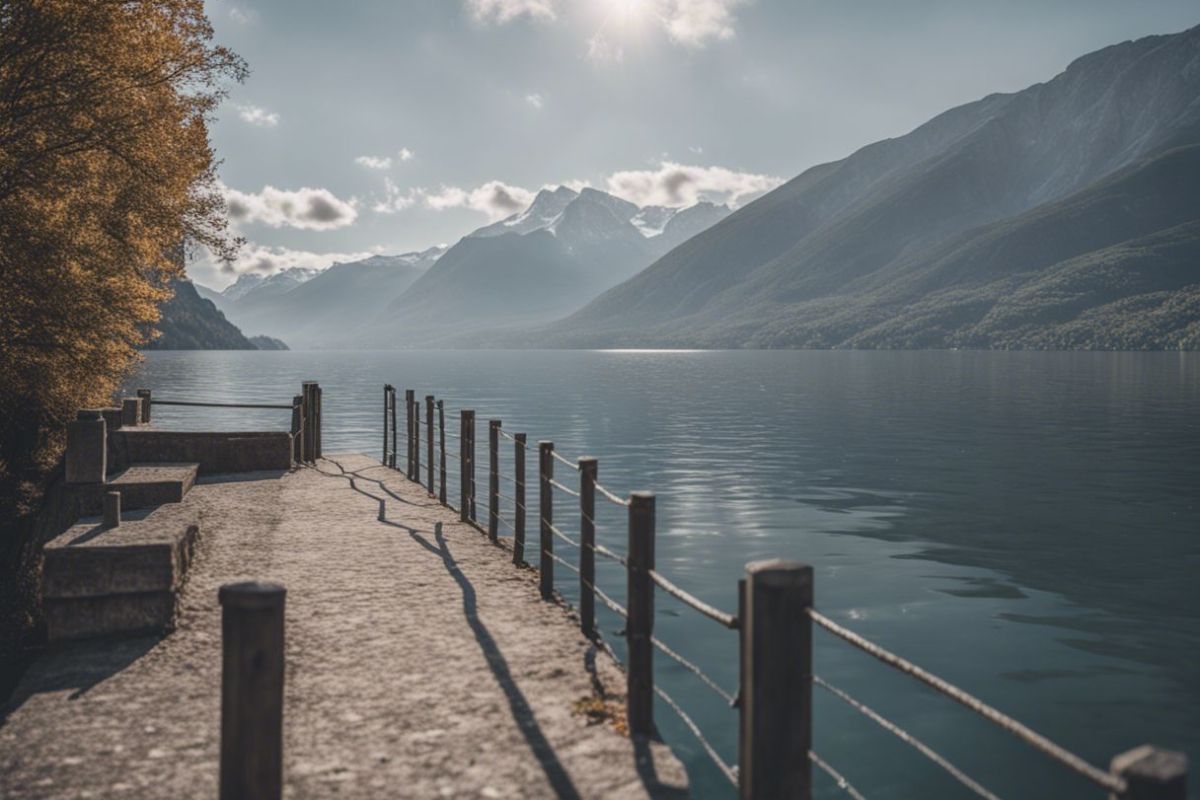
<box><xmin>808</xmin><ymin>608</ymin><xmax>1127</xmax><ymax>795</ymax></box>
<box><xmin>654</xmin><ymin>684</ymin><xmax>739</xmax><ymax>788</ymax></box>
<box><xmin>594</xmin><ymin>481</ymin><xmax>630</xmax><ymax>507</ymax></box>
<box><xmin>648</xmin><ymin>569</ymin><xmax>738</xmax><ymax>630</ymax></box>
<box><xmin>542</xmin><ymin>518</ymin><xmax>581</xmax><ymax>549</ymax></box>
<box><xmin>377</xmin><ymin>384</ymin><xmax>1182</xmax><ymax>800</ymax></box>
<box><xmin>814</xmin><ymin>675</ymin><xmax>1002</xmax><ymax>800</ymax></box>
<box><xmin>548</xmin><ymin>478</ymin><xmax>579</xmax><ymax>497</ymax></box>
<box><xmin>810</xmin><ymin>751</ymin><xmax>868</xmax><ymax>800</ymax></box>
<box><xmin>150</xmin><ymin>398</ymin><xmax>294</xmax><ymax>410</ymax></box>
<box><xmin>550</xmin><ymin>450</ymin><xmax>579</xmax><ymax>470</ymax></box>
<box><xmin>544</xmin><ymin>548</ymin><xmax>580</xmax><ymax>576</ymax></box>
<box><xmin>652</xmin><ymin>636</ymin><xmax>736</xmax><ymax>706</ymax></box>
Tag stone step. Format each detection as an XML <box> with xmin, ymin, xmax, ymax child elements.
<box><xmin>75</xmin><ymin>462</ymin><xmax>199</xmax><ymax>515</ymax></box>
<box><xmin>42</xmin><ymin>503</ymin><xmax>200</xmax><ymax>641</ymax></box>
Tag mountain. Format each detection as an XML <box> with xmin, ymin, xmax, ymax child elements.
<box><xmin>552</xmin><ymin>25</ymin><xmax>1200</xmax><ymax>350</ymax></box>
<box><xmin>215</xmin><ymin>247</ymin><xmax>445</xmax><ymax>348</ymax></box>
<box><xmin>248</xmin><ymin>335</ymin><xmax>289</xmax><ymax>350</ymax></box>
<box><xmin>221</xmin><ymin>267</ymin><xmax>318</xmax><ymax>303</ymax></box>
<box><xmin>145</xmin><ymin>280</ymin><xmax>257</xmax><ymax>350</ymax></box>
<box><xmin>363</xmin><ymin>188</ymin><xmax>730</xmax><ymax>344</ymax></box>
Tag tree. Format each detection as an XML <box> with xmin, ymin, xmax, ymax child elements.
<box><xmin>0</xmin><ymin>0</ymin><xmax>244</xmax><ymax>661</ymax></box>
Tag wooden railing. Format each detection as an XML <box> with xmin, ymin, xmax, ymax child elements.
<box><xmin>138</xmin><ymin>381</ymin><xmax>323</xmax><ymax>464</ymax></box>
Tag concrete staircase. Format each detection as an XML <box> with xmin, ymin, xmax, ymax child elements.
<box><xmin>44</xmin><ymin>462</ymin><xmax>202</xmax><ymax>641</ymax></box>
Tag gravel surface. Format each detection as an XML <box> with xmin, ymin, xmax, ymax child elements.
<box><xmin>1</xmin><ymin>454</ymin><xmax>688</xmax><ymax>799</ymax></box>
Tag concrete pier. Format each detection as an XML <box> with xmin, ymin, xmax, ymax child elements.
<box><xmin>1</xmin><ymin>454</ymin><xmax>687</xmax><ymax>798</ymax></box>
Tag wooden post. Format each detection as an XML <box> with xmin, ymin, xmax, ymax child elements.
<box><xmin>382</xmin><ymin>385</ymin><xmax>390</xmax><ymax>466</ymax></box>
<box><xmin>405</xmin><ymin>389</ymin><xmax>415</xmax><ymax>478</ymax></box>
<box><xmin>579</xmin><ymin>457</ymin><xmax>598</xmax><ymax>637</ymax></box>
<box><xmin>488</xmin><ymin>420</ymin><xmax>500</xmax><ymax>543</ymax></box>
<box><xmin>136</xmin><ymin>388</ymin><xmax>152</xmax><ymax>423</ymax></box>
<box><xmin>1110</xmin><ymin>746</ymin><xmax>1187</xmax><ymax>800</ymax></box>
<box><xmin>514</xmin><ymin>433</ymin><xmax>527</xmax><ymax>566</ymax></box>
<box><xmin>539</xmin><ymin>441</ymin><xmax>554</xmax><ymax>599</ymax></box>
<box><xmin>437</xmin><ymin>401</ymin><xmax>447</xmax><ymax>504</ymax></box>
<box><xmin>301</xmin><ymin>382</ymin><xmax>316</xmax><ymax>464</ymax></box>
<box><xmin>389</xmin><ymin>387</ymin><xmax>397</xmax><ymax>469</ymax></box>
<box><xmin>291</xmin><ymin>395</ymin><xmax>304</xmax><ymax>463</ymax></box>
<box><xmin>467</xmin><ymin>411</ymin><xmax>477</xmax><ymax>522</ymax></box>
<box><xmin>627</xmin><ymin>491</ymin><xmax>656</xmax><ymax>737</ymax></box>
<box><xmin>219</xmin><ymin>581</ymin><xmax>285</xmax><ymax>800</ymax></box>
<box><xmin>459</xmin><ymin>410</ymin><xmax>471</xmax><ymax>521</ymax></box>
<box><xmin>102</xmin><ymin>491</ymin><xmax>121</xmax><ymax>530</ymax></box>
<box><xmin>739</xmin><ymin>560</ymin><xmax>813</xmax><ymax>800</ymax></box>
<box><xmin>314</xmin><ymin>385</ymin><xmax>322</xmax><ymax>460</ymax></box>
<box><xmin>425</xmin><ymin>396</ymin><xmax>435</xmax><ymax>494</ymax></box>
<box><xmin>413</xmin><ymin>396</ymin><xmax>421</xmax><ymax>482</ymax></box>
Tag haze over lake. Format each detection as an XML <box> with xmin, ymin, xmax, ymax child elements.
<box><xmin>129</xmin><ymin>349</ymin><xmax>1200</xmax><ymax>798</ymax></box>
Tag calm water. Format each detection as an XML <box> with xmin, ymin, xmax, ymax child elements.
<box><xmin>127</xmin><ymin>350</ymin><xmax>1200</xmax><ymax>799</ymax></box>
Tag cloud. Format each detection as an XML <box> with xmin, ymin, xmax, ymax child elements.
<box><xmin>222</xmin><ymin>183</ymin><xmax>359</xmax><ymax>230</ymax></box>
<box><xmin>605</xmin><ymin>161</ymin><xmax>781</xmax><ymax>207</ymax></box>
<box><xmin>467</xmin><ymin>0</ymin><xmax>557</xmax><ymax>24</ymax></box>
<box><xmin>423</xmin><ymin>180</ymin><xmax>535</xmax><ymax>220</ymax></box>
<box><xmin>525</xmin><ymin>93</ymin><xmax>544</xmax><ymax>110</ymax></box>
<box><xmin>661</xmin><ymin>0</ymin><xmax>747</xmax><ymax>46</ymax></box>
<box><xmin>373</xmin><ymin>178</ymin><xmax>419</xmax><ymax>214</ymax></box>
<box><xmin>215</xmin><ymin>244</ymin><xmax>377</xmax><ymax>276</ymax></box>
<box><xmin>237</xmin><ymin>104</ymin><xmax>279</xmax><ymax>127</ymax></box>
<box><xmin>355</xmin><ymin>148</ymin><xmax>414</xmax><ymax>170</ymax></box>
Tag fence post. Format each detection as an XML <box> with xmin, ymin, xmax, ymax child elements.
<box><xmin>413</xmin><ymin>396</ymin><xmax>421</xmax><ymax>482</ymax></box>
<box><xmin>1109</xmin><ymin>746</ymin><xmax>1187</xmax><ymax>800</ymax></box>
<box><xmin>382</xmin><ymin>385</ymin><xmax>390</xmax><ymax>466</ymax></box>
<box><xmin>292</xmin><ymin>395</ymin><xmax>304</xmax><ymax>463</ymax></box>
<box><xmin>219</xmin><ymin>581</ymin><xmax>285</xmax><ymax>800</ymax></box>
<box><xmin>405</xmin><ymin>389</ymin><xmax>415</xmax><ymax>478</ymax></box>
<box><xmin>136</xmin><ymin>388</ymin><xmax>152</xmax><ymax>424</ymax></box>
<box><xmin>389</xmin><ymin>387</ymin><xmax>397</xmax><ymax>469</ymax></box>
<box><xmin>579</xmin><ymin>457</ymin><xmax>598</xmax><ymax>638</ymax></box>
<box><xmin>739</xmin><ymin>559</ymin><xmax>813</xmax><ymax>800</ymax></box>
<box><xmin>627</xmin><ymin>491</ymin><xmax>656</xmax><ymax>737</ymax></box>
<box><xmin>437</xmin><ymin>401</ymin><xmax>447</xmax><ymax>504</ymax></box>
<box><xmin>539</xmin><ymin>441</ymin><xmax>554</xmax><ymax>599</ymax></box>
<box><xmin>314</xmin><ymin>385</ymin><xmax>322</xmax><ymax>459</ymax></box>
<box><xmin>514</xmin><ymin>433</ymin><xmax>527</xmax><ymax>566</ymax></box>
<box><xmin>301</xmin><ymin>382</ymin><xmax>316</xmax><ymax>464</ymax></box>
<box><xmin>488</xmin><ymin>420</ymin><xmax>500</xmax><ymax>543</ymax></box>
<box><xmin>426</xmin><ymin>396</ymin><xmax>435</xmax><ymax>494</ymax></box>
<box><xmin>459</xmin><ymin>410</ymin><xmax>471</xmax><ymax>521</ymax></box>
<box><xmin>466</xmin><ymin>410</ymin><xmax>476</xmax><ymax>521</ymax></box>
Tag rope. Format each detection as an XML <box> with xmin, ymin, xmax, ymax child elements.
<box><xmin>815</xmin><ymin>676</ymin><xmax>1003</xmax><ymax>800</ymax></box>
<box><xmin>594</xmin><ymin>481</ymin><xmax>630</xmax><ymax>507</ymax></box>
<box><xmin>548</xmin><ymin>479</ymin><xmax>579</xmax><ymax>497</ymax></box>
<box><xmin>654</xmin><ymin>685</ymin><xmax>738</xmax><ymax>787</ymax></box>
<box><xmin>592</xmin><ymin>542</ymin><xmax>628</xmax><ymax>567</ymax></box>
<box><xmin>495</xmin><ymin>491</ymin><xmax>525</xmax><ymax>510</ymax></box>
<box><xmin>652</xmin><ymin>636</ymin><xmax>736</xmax><ymax>706</ymax></box>
<box><xmin>498</xmin><ymin>429</ymin><xmax>524</xmax><ymax>444</ymax></box>
<box><xmin>810</xmin><ymin>751</ymin><xmax>867</xmax><ymax>800</ymax></box>
<box><xmin>495</xmin><ymin>514</ymin><xmax>513</xmax><ymax>531</ymax></box>
<box><xmin>443</xmin><ymin>430</ymin><xmax>461</xmax><ymax>440</ymax></box>
<box><xmin>542</xmin><ymin>519</ymin><xmax>581</xmax><ymax>549</ymax></box>
<box><xmin>649</xmin><ymin>570</ymin><xmax>738</xmax><ymax>630</ymax></box>
<box><xmin>544</xmin><ymin>549</ymin><xmax>580</xmax><ymax>576</ymax></box>
<box><xmin>808</xmin><ymin>609</ymin><xmax>1126</xmax><ymax>794</ymax></box>
<box><xmin>443</xmin><ymin>450</ymin><xmax>460</xmax><ymax>462</ymax></box>
<box><xmin>583</xmin><ymin>579</ymin><xmax>627</xmax><ymax>619</ymax></box>
<box><xmin>551</xmin><ymin>450</ymin><xmax>579</xmax><ymax>470</ymax></box>
<box><xmin>151</xmin><ymin>399</ymin><xmax>293</xmax><ymax>410</ymax></box>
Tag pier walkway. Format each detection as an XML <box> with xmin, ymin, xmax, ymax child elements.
<box><xmin>0</xmin><ymin>454</ymin><xmax>688</xmax><ymax>799</ymax></box>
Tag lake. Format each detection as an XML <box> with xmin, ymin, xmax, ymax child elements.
<box><xmin>127</xmin><ymin>350</ymin><xmax>1200</xmax><ymax>798</ymax></box>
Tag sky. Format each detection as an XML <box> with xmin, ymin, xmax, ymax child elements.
<box><xmin>192</xmin><ymin>0</ymin><xmax>1200</xmax><ymax>289</ymax></box>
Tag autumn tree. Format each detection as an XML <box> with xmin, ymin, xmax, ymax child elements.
<box><xmin>0</xmin><ymin>0</ymin><xmax>244</xmax><ymax>661</ymax></box>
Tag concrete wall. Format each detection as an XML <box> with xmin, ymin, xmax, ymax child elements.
<box><xmin>112</xmin><ymin>431</ymin><xmax>293</xmax><ymax>475</ymax></box>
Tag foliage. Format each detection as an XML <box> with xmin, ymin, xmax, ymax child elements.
<box><xmin>0</xmin><ymin>0</ymin><xmax>244</xmax><ymax>660</ymax></box>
